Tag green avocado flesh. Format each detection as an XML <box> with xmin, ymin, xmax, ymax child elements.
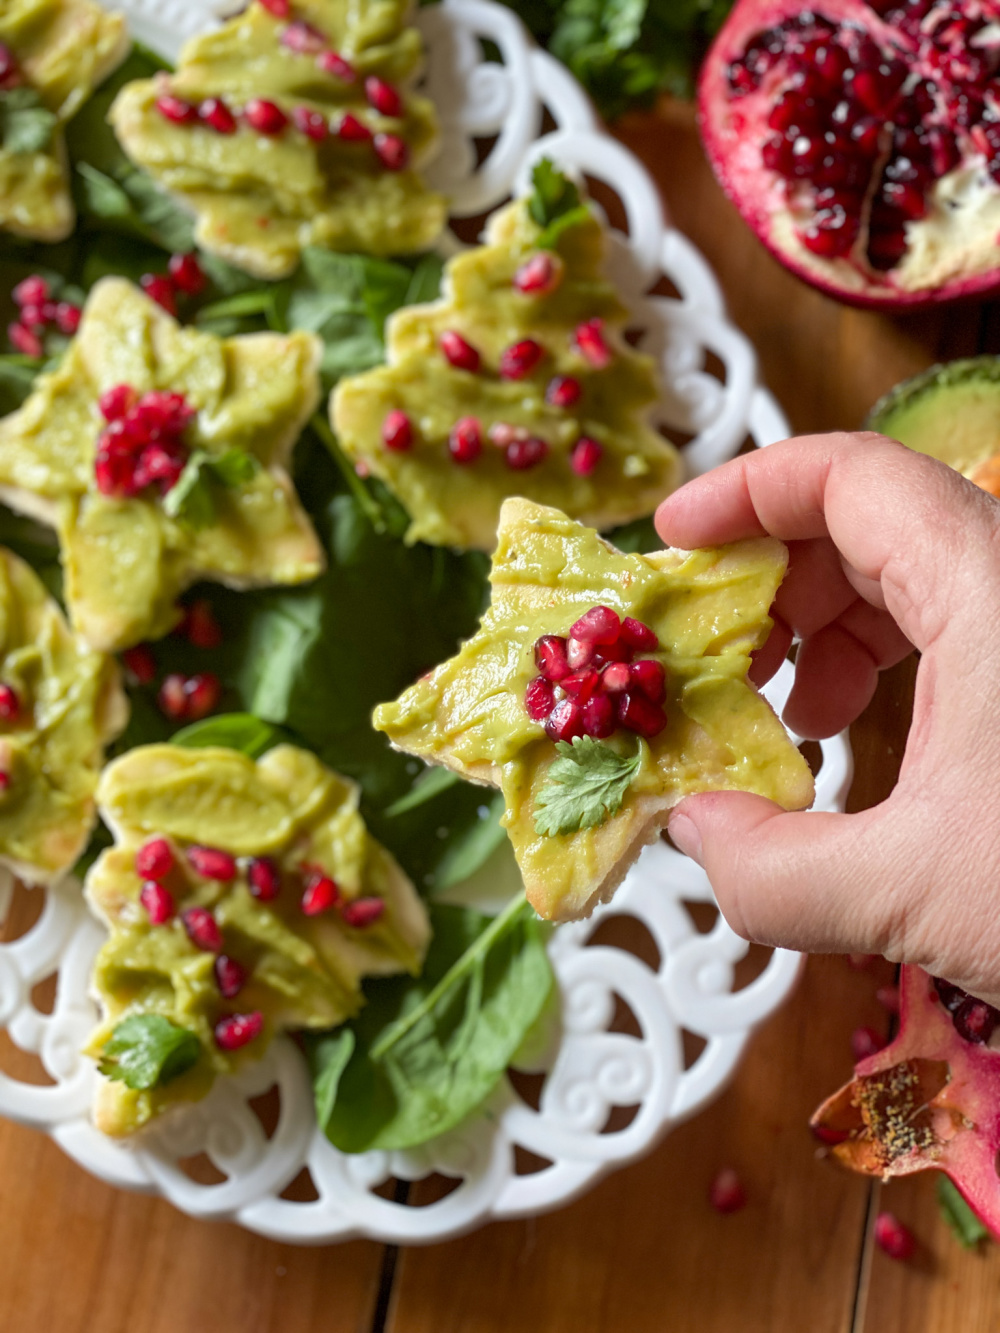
<box><xmin>0</xmin><ymin>277</ymin><xmax>325</xmax><ymax>652</ymax></box>
<box><xmin>333</xmin><ymin>197</ymin><xmax>682</xmax><ymax>550</ymax></box>
<box><xmin>0</xmin><ymin>0</ymin><xmax>126</xmax><ymax>240</ymax></box>
<box><xmin>0</xmin><ymin>545</ymin><xmax>123</xmax><ymax>883</ymax></box>
<box><xmin>867</xmin><ymin>357</ymin><xmax>1000</xmax><ymax>480</ymax></box>
<box><xmin>85</xmin><ymin>743</ymin><xmax>431</xmax><ymax>1137</ymax></box>
<box><xmin>373</xmin><ymin>499</ymin><xmax>813</xmax><ymax>920</ymax></box>
<box><xmin>109</xmin><ymin>0</ymin><xmax>446</xmax><ymax>278</ymax></box>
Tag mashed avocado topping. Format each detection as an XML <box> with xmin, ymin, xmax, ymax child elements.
<box><xmin>0</xmin><ymin>0</ymin><xmax>127</xmax><ymax>241</ymax></box>
<box><xmin>85</xmin><ymin>742</ymin><xmax>430</xmax><ymax>1137</ymax></box>
<box><xmin>0</xmin><ymin>276</ymin><xmax>325</xmax><ymax>652</ymax></box>
<box><xmin>373</xmin><ymin>499</ymin><xmax>813</xmax><ymax>920</ymax></box>
<box><xmin>108</xmin><ymin>0</ymin><xmax>446</xmax><ymax>279</ymax></box>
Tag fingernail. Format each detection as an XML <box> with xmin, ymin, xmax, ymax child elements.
<box><xmin>668</xmin><ymin>811</ymin><xmax>703</xmax><ymax>865</ymax></box>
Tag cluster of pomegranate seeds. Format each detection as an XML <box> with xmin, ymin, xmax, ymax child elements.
<box><xmin>94</xmin><ymin>385</ymin><xmax>195</xmax><ymax>500</ymax></box>
<box><xmin>215</xmin><ymin>1010</ymin><xmax>264</xmax><ymax>1051</ymax></box>
<box><xmin>527</xmin><ymin>606</ymin><xmax>667</xmax><ymax>742</ymax></box>
<box><xmin>873</xmin><ymin>1211</ymin><xmax>916</xmax><ymax>1261</ymax></box>
<box><xmin>157</xmin><ymin>671</ymin><xmax>222</xmax><ymax>722</ymax></box>
<box><xmin>932</xmin><ymin>975</ymin><xmax>1000</xmax><ymax>1044</ymax></box>
<box><xmin>513</xmin><ymin>252</ymin><xmax>563</xmax><ymax>295</ymax></box>
<box><xmin>182</xmin><ymin>904</ymin><xmax>224</xmax><ymax>952</ymax></box>
<box><xmin>138</xmin><ymin>251</ymin><xmax>207</xmax><ymax>317</ymax></box>
<box><xmin>0</xmin><ymin>42</ymin><xmax>22</xmax><ymax>90</ymax></box>
<box><xmin>7</xmin><ymin>275</ymin><xmax>81</xmax><ymax>359</ymax></box>
<box><xmin>725</xmin><ymin>3</ymin><xmax>1000</xmax><ymax>269</ymax></box>
<box><xmin>0</xmin><ymin>684</ymin><xmax>20</xmax><ymax>723</ymax></box>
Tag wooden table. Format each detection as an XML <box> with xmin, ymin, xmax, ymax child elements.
<box><xmin>0</xmin><ymin>100</ymin><xmax>994</xmax><ymax>1333</ymax></box>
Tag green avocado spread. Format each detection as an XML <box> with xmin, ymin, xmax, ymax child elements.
<box><xmin>0</xmin><ymin>277</ymin><xmax>325</xmax><ymax>652</ymax></box>
<box><xmin>374</xmin><ymin>499</ymin><xmax>813</xmax><ymax>920</ymax></box>
<box><xmin>109</xmin><ymin>0</ymin><xmax>446</xmax><ymax>279</ymax></box>
<box><xmin>85</xmin><ymin>742</ymin><xmax>431</xmax><ymax>1137</ymax></box>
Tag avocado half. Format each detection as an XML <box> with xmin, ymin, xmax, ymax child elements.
<box><xmin>866</xmin><ymin>357</ymin><xmax>1000</xmax><ymax>482</ymax></box>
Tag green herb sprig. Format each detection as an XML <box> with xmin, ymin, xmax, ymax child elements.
<box><xmin>534</xmin><ymin>735</ymin><xmax>642</xmax><ymax>836</ymax></box>
<box><xmin>98</xmin><ymin>1014</ymin><xmax>201</xmax><ymax>1090</ymax></box>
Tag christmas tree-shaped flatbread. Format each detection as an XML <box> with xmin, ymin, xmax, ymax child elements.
<box><xmin>0</xmin><ymin>277</ymin><xmax>325</xmax><ymax>653</ymax></box>
<box><xmin>109</xmin><ymin>0</ymin><xmax>445</xmax><ymax>280</ymax></box>
<box><xmin>0</xmin><ymin>545</ymin><xmax>126</xmax><ymax>885</ymax></box>
<box><xmin>0</xmin><ymin>0</ymin><xmax>128</xmax><ymax>241</ymax></box>
<box><xmin>84</xmin><ymin>742</ymin><xmax>430</xmax><ymax>1137</ymax></box>
<box><xmin>332</xmin><ymin>165</ymin><xmax>682</xmax><ymax>550</ymax></box>
<box><xmin>374</xmin><ymin>499</ymin><xmax>813</xmax><ymax>921</ymax></box>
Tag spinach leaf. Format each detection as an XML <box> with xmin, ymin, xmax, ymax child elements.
<box><xmin>306</xmin><ymin>898</ymin><xmax>554</xmax><ymax>1151</ymax></box>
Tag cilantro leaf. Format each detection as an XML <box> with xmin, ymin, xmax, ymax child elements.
<box><xmin>163</xmin><ymin>449</ymin><xmax>258</xmax><ymax>528</ymax></box>
<box><xmin>98</xmin><ymin>1014</ymin><xmax>201</xmax><ymax>1090</ymax></box>
<box><xmin>528</xmin><ymin>158</ymin><xmax>582</xmax><ymax>228</ymax></box>
<box><xmin>938</xmin><ymin>1176</ymin><xmax>990</xmax><ymax>1249</ymax></box>
<box><xmin>536</xmin><ymin>203</ymin><xmax>592</xmax><ymax>251</ymax></box>
<box><xmin>0</xmin><ymin>88</ymin><xmax>57</xmax><ymax>155</ymax></box>
<box><xmin>534</xmin><ymin>735</ymin><xmax>642</xmax><ymax>836</ymax></box>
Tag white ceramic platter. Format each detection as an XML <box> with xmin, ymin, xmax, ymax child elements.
<box><xmin>0</xmin><ymin>0</ymin><xmax>854</xmax><ymax>1244</ymax></box>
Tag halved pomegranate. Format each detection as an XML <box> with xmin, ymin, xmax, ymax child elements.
<box><xmin>700</xmin><ymin>0</ymin><xmax>1000</xmax><ymax>308</ymax></box>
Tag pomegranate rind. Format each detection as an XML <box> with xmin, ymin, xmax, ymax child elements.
<box><xmin>811</xmin><ymin>965</ymin><xmax>1000</xmax><ymax>1236</ymax></box>
<box><xmin>373</xmin><ymin>498</ymin><xmax>813</xmax><ymax>922</ymax></box>
<box><xmin>698</xmin><ymin>0</ymin><xmax>1000</xmax><ymax>311</ymax></box>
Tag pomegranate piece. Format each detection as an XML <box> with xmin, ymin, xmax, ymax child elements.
<box><xmin>382</xmin><ymin>409</ymin><xmax>413</xmax><ymax>452</ymax></box>
<box><xmin>629</xmin><ymin>658</ymin><xmax>666</xmax><ymax>704</ymax></box>
<box><xmin>547</xmin><ymin>376</ymin><xmax>582</xmax><ymax>409</ymax></box>
<box><xmin>12</xmin><ymin>275</ymin><xmax>48</xmax><ymax>308</ymax></box>
<box><xmin>337</xmin><ymin>111</ymin><xmax>371</xmax><ymax>142</ymax></box>
<box><xmin>318</xmin><ymin>50</ymin><xmax>356</xmax><ymax>80</ymax></box>
<box><xmin>617</xmin><ymin>690</ymin><xmax>667</xmax><ymax>739</ymax></box>
<box><xmin>182</xmin><ymin>599</ymin><xmax>223</xmax><ymax>649</ymax></box>
<box><xmin>513</xmin><ymin>252</ymin><xmax>563</xmax><ymax>295</ymax></box>
<box><xmin>214</xmin><ymin>1011</ymin><xmax>264</xmax><ymax>1051</ymax></box>
<box><xmin>140</xmin><ymin>273</ymin><xmax>178</xmax><ymax>316</ymax></box>
<box><xmin>214</xmin><ymin>954</ymin><xmax>247</xmax><ymax>999</ymax></box>
<box><xmin>7</xmin><ymin>323</ymin><xmax>42</xmax><ymax>358</ymax></box>
<box><xmin>499</xmin><ymin>338</ymin><xmax>544</xmax><ymax>380</ymax></box>
<box><xmin>20</xmin><ymin>302</ymin><xmax>49</xmax><ymax>331</ymax></box>
<box><xmin>302</xmin><ymin>872</ymin><xmax>340</xmax><ymax>916</ymax></box>
<box><xmin>199</xmin><ymin>98</ymin><xmax>238</xmax><ymax>135</ymax></box>
<box><xmin>185</xmin><ymin>672</ymin><xmax>222</xmax><ymax>720</ymax></box>
<box><xmin>569</xmin><ymin>605</ymin><xmax>620</xmax><ymax>645</ymax></box>
<box><xmin>601</xmin><ymin>662</ymin><xmax>631</xmax><ymax>694</ymax></box>
<box><xmin>593</xmin><ymin>639</ymin><xmax>634</xmax><ymax>665</ymax></box>
<box><xmin>98</xmin><ymin>384</ymin><xmax>137</xmax><ymax>422</ymax></box>
<box><xmin>619</xmin><ymin>616</ymin><xmax>658</xmax><ymax>652</ymax></box>
<box><xmin>570</xmin><ymin>436</ymin><xmax>602</xmax><ymax>476</ymax></box>
<box><xmin>0</xmin><ymin>684</ymin><xmax>20</xmax><ymax>722</ymax></box>
<box><xmin>182</xmin><ymin>905</ymin><xmax>223</xmax><ymax>952</ymax></box>
<box><xmin>874</xmin><ymin>1212</ymin><xmax>915</xmax><ymax>1261</ymax></box>
<box><xmin>505</xmin><ymin>437</ymin><xmax>548</xmax><ymax>470</ymax></box>
<box><xmin>439</xmin><ymin>330</ymin><xmax>480</xmax><ymax>372</ymax></box>
<box><xmin>156</xmin><ymin>94</ymin><xmax>199</xmax><ymax>125</ymax></box>
<box><xmin>280</xmin><ymin>19</ymin><xmax>326</xmax><ymax>53</ymax></box>
<box><xmin>168</xmin><ymin>252</ymin><xmax>206</xmax><ymax>295</ymax></box>
<box><xmin>851</xmin><ymin>1026</ymin><xmax>886</xmax><ymax>1061</ymax></box>
<box><xmin>244</xmin><ymin>98</ymin><xmax>288</xmax><ymax>135</ymax></box>
<box><xmin>248</xmin><ymin>856</ymin><xmax>281</xmax><ymax>901</ymax></box>
<box><xmin>544</xmin><ymin>697</ymin><xmax>585</xmax><ymax>743</ymax></box>
<box><xmin>292</xmin><ymin>106</ymin><xmax>329</xmax><ymax>141</ymax></box>
<box><xmin>560</xmin><ymin>668</ymin><xmax>600</xmax><ymax>703</ymax></box>
<box><xmin>573</xmin><ymin>319</ymin><xmax>611</xmax><ymax>368</ymax></box>
<box><xmin>373</xmin><ymin>133</ymin><xmax>409</xmax><ymax>171</ymax></box>
<box><xmin>135</xmin><ymin>837</ymin><xmax>174</xmax><ymax>881</ymax></box>
<box><xmin>54</xmin><ymin>303</ymin><xmax>81</xmax><ymax>335</ymax></box>
<box><xmin>448</xmin><ymin>416</ymin><xmax>482</xmax><ymax>464</ymax></box>
<box><xmin>158</xmin><ymin>673</ymin><xmax>189</xmax><ymax>720</ymax></box>
<box><xmin>139</xmin><ymin>881</ymin><xmax>175</xmax><ymax>925</ymax></box>
<box><xmin>581</xmin><ymin>692</ymin><xmax>615</xmax><ymax>739</ymax></box>
<box><xmin>565</xmin><ymin>637</ymin><xmax>594</xmax><ymax>670</ymax></box>
<box><xmin>709</xmin><ymin>1167</ymin><xmax>747</xmax><ymax>1214</ymax></box>
<box><xmin>365</xmin><ymin>76</ymin><xmax>402</xmax><ymax>117</ymax></box>
<box><xmin>340</xmin><ymin>897</ymin><xmax>386</xmax><ymax>928</ymax></box>
<box><xmin>534</xmin><ymin>634</ymin><xmax>570</xmax><ymax>682</ymax></box>
<box><xmin>525</xmin><ymin>676</ymin><xmax>555</xmax><ymax>721</ymax></box>
<box><xmin>187</xmin><ymin>845</ymin><xmax>237</xmax><ymax>882</ymax></box>
<box><xmin>122</xmin><ymin>643</ymin><xmax>157</xmax><ymax>685</ymax></box>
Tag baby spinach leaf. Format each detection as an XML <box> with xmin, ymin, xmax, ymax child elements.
<box><xmin>1</xmin><ymin>88</ymin><xmax>57</xmax><ymax>155</ymax></box>
<box><xmin>534</xmin><ymin>735</ymin><xmax>642</xmax><ymax>835</ymax></box>
<box><xmin>99</xmin><ymin>1014</ymin><xmax>201</xmax><ymax>1090</ymax></box>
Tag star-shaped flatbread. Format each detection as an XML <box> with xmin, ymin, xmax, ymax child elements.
<box><xmin>374</xmin><ymin>499</ymin><xmax>814</xmax><ymax>921</ymax></box>
<box><xmin>0</xmin><ymin>544</ymin><xmax>126</xmax><ymax>885</ymax></box>
<box><xmin>84</xmin><ymin>742</ymin><xmax>430</xmax><ymax>1137</ymax></box>
<box><xmin>0</xmin><ymin>0</ymin><xmax>128</xmax><ymax>241</ymax></box>
<box><xmin>0</xmin><ymin>277</ymin><xmax>325</xmax><ymax>652</ymax></box>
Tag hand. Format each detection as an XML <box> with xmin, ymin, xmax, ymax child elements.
<box><xmin>654</xmin><ymin>430</ymin><xmax>1000</xmax><ymax>1005</ymax></box>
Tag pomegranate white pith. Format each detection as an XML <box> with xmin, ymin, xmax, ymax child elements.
<box><xmin>699</xmin><ymin>0</ymin><xmax>1000</xmax><ymax>308</ymax></box>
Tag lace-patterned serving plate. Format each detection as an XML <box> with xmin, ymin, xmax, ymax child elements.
<box><xmin>0</xmin><ymin>0</ymin><xmax>854</xmax><ymax>1244</ymax></box>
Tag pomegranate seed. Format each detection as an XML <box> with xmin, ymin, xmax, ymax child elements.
<box><xmin>338</xmin><ymin>111</ymin><xmax>371</xmax><ymax>142</ymax></box>
<box><xmin>544</xmin><ymin>697</ymin><xmax>585</xmax><ymax>743</ymax></box>
<box><xmin>850</xmin><ymin>1026</ymin><xmax>885</xmax><ymax>1060</ymax></box>
<box><xmin>800</xmin><ymin>208</ymin><xmax>859</xmax><ymax>258</ymax></box>
<box><xmin>280</xmin><ymin>19</ymin><xmax>326</xmax><ymax>53</ymax></box>
<box><xmin>248</xmin><ymin>856</ymin><xmax>281</xmax><ymax>901</ymax></box>
<box><xmin>619</xmin><ymin>617</ymin><xmax>658</xmax><ymax>651</ymax></box>
<box><xmin>448</xmin><ymin>416</ymin><xmax>482</xmax><ymax>464</ymax></box>
<box><xmin>709</xmin><ymin>1168</ymin><xmax>747</xmax><ymax>1215</ymax></box>
<box><xmin>630</xmin><ymin>658</ymin><xmax>666</xmax><ymax>704</ymax></box>
<box><xmin>183</xmin><ymin>599</ymin><xmax>222</xmax><ymax>649</ymax></box>
<box><xmin>582</xmin><ymin>693</ymin><xmax>615</xmax><ymax>738</ymax></box>
<box><xmin>19</xmin><ymin>303</ymin><xmax>49</xmax><ymax>331</ymax></box>
<box><xmin>594</xmin><ymin>639</ymin><xmax>634</xmax><ymax>664</ymax></box>
<box><xmin>134</xmin><ymin>389</ymin><xmax>194</xmax><ymax>434</ymax></box>
<box><xmin>601</xmin><ymin>662</ymin><xmax>631</xmax><ymax>693</ymax></box>
<box><xmin>341</xmin><ymin>897</ymin><xmax>386</xmax><ymax>927</ymax></box>
<box><xmin>873</xmin><ymin>1212</ymin><xmax>915</xmax><ymax>1261</ymax></box>
<box><xmin>382</xmin><ymin>409</ymin><xmax>413</xmax><ymax>451</ymax></box>
<box><xmin>168</xmin><ymin>252</ymin><xmax>206</xmax><ymax>295</ymax></box>
<box><xmin>135</xmin><ymin>837</ymin><xmax>174</xmax><ymax>881</ymax></box>
<box><xmin>158</xmin><ymin>673</ymin><xmax>189</xmax><ymax>719</ymax></box>
<box><xmin>214</xmin><ymin>954</ymin><xmax>247</xmax><ymax>999</ymax></box>
<box><xmin>565</xmin><ymin>637</ymin><xmax>594</xmax><ymax>670</ymax></box>
<box><xmin>506</xmin><ymin>436</ymin><xmax>547</xmax><ymax>470</ymax></box>
<box><xmin>182</xmin><ymin>906</ymin><xmax>222</xmax><ymax>952</ymax></box>
<box><xmin>499</xmin><ymin>338</ymin><xmax>543</xmax><ymax>380</ymax></box>
<box><xmin>244</xmin><ymin>98</ymin><xmax>288</xmax><ymax>135</ymax></box>
<box><xmin>534</xmin><ymin>634</ymin><xmax>570</xmax><ymax>682</ymax></box>
<box><xmin>12</xmin><ymin>275</ymin><xmax>48</xmax><ymax>307</ymax></box>
<box><xmin>439</xmin><ymin>330</ymin><xmax>480</xmax><ymax>372</ymax></box>
<box><xmin>302</xmin><ymin>873</ymin><xmax>340</xmax><ymax>915</ymax></box>
<box><xmin>318</xmin><ymin>50</ymin><xmax>356</xmax><ymax>80</ymax></box>
<box><xmin>122</xmin><ymin>643</ymin><xmax>157</xmax><ymax>684</ymax></box>
<box><xmin>53</xmin><ymin>302</ymin><xmax>81</xmax><ymax>335</ymax></box>
<box><xmin>187</xmin><ymin>845</ymin><xmax>237</xmax><ymax>882</ymax></box>
<box><xmin>560</xmin><ymin>668</ymin><xmax>600</xmax><ymax>703</ymax></box>
<box><xmin>513</xmin><ymin>252</ymin><xmax>563</xmax><ymax>295</ymax></box>
<box><xmin>365</xmin><ymin>76</ymin><xmax>402</xmax><ymax>117</ymax></box>
<box><xmin>139</xmin><ymin>881</ymin><xmax>175</xmax><ymax>925</ymax></box>
<box><xmin>569</xmin><ymin>605</ymin><xmax>620</xmax><ymax>645</ymax></box>
<box><xmin>547</xmin><ymin>376</ymin><xmax>582</xmax><ymax>409</ymax></box>
<box><xmin>953</xmin><ymin>996</ymin><xmax>997</xmax><ymax>1044</ymax></box>
<box><xmin>215</xmin><ymin>1011</ymin><xmax>264</xmax><ymax>1051</ymax></box>
<box><xmin>573</xmin><ymin>319</ymin><xmax>611</xmax><ymax>368</ymax></box>
<box><xmin>140</xmin><ymin>273</ymin><xmax>178</xmax><ymax>316</ymax></box>
<box><xmin>373</xmin><ymin>133</ymin><xmax>408</xmax><ymax>171</ymax></box>
<box><xmin>199</xmin><ymin>98</ymin><xmax>238</xmax><ymax>135</ymax></box>
<box><xmin>258</xmin><ymin>0</ymin><xmax>289</xmax><ymax>14</ymax></box>
<box><xmin>99</xmin><ymin>381</ymin><xmax>138</xmax><ymax>423</ymax></box>
<box><xmin>525</xmin><ymin>676</ymin><xmax>555</xmax><ymax>721</ymax></box>
<box><xmin>156</xmin><ymin>95</ymin><xmax>199</xmax><ymax>125</ymax></box>
<box><xmin>134</xmin><ymin>443</ymin><xmax>186</xmax><ymax>494</ymax></box>
<box><xmin>617</xmin><ymin>691</ymin><xmax>666</xmax><ymax>739</ymax></box>
<box><xmin>876</xmin><ymin>984</ymin><xmax>900</xmax><ymax>1015</ymax></box>
<box><xmin>292</xmin><ymin>106</ymin><xmax>329</xmax><ymax>140</ymax></box>
<box><xmin>0</xmin><ymin>684</ymin><xmax>20</xmax><ymax>721</ymax></box>
<box><xmin>185</xmin><ymin>672</ymin><xmax>221</xmax><ymax>720</ymax></box>
<box><xmin>8</xmin><ymin>323</ymin><xmax>42</xmax><ymax>358</ymax></box>
<box><xmin>570</xmin><ymin>436</ymin><xmax>602</xmax><ymax>476</ymax></box>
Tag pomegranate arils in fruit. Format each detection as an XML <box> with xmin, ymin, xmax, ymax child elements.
<box><xmin>292</xmin><ymin>106</ymin><xmax>329</xmax><ymax>140</ymax></box>
<box><xmin>525</xmin><ymin>676</ymin><xmax>555</xmax><ymax>721</ymax></box>
<box><xmin>499</xmin><ymin>339</ymin><xmax>543</xmax><ymax>380</ymax></box>
<box><xmin>569</xmin><ymin>605</ymin><xmax>620</xmax><ymax>645</ymax></box>
<box><xmin>0</xmin><ymin>684</ymin><xmax>20</xmax><ymax>721</ymax></box>
<box><xmin>183</xmin><ymin>906</ymin><xmax>223</xmax><ymax>952</ymax></box>
<box><xmin>135</xmin><ymin>837</ymin><xmax>174</xmax><ymax>881</ymax></box>
<box><xmin>302</xmin><ymin>873</ymin><xmax>339</xmax><ymax>916</ymax></box>
<box><xmin>248</xmin><ymin>856</ymin><xmax>281</xmax><ymax>901</ymax></box>
<box><xmin>168</xmin><ymin>252</ymin><xmax>206</xmax><ymax>295</ymax></box>
<box><xmin>365</xmin><ymin>76</ymin><xmax>402</xmax><ymax>117</ymax></box>
<box><xmin>534</xmin><ymin>635</ymin><xmax>570</xmax><ymax>682</ymax></box>
<box><xmin>513</xmin><ymin>252</ymin><xmax>563</xmax><ymax>295</ymax></box>
<box><xmin>156</xmin><ymin>95</ymin><xmax>199</xmax><ymax>125</ymax></box>
<box><xmin>214</xmin><ymin>954</ymin><xmax>247</xmax><ymax>999</ymax></box>
<box><xmin>570</xmin><ymin>436</ymin><xmax>602</xmax><ymax>475</ymax></box>
<box><xmin>318</xmin><ymin>50</ymin><xmax>356</xmax><ymax>80</ymax></box>
<box><xmin>373</xmin><ymin>133</ymin><xmax>408</xmax><ymax>171</ymax></box>
<box><xmin>954</xmin><ymin>997</ymin><xmax>997</xmax><ymax>1045</ymax></box>
<box><xmin>851</xmin><ymin>1026</ymin><xmax>886</xmax><ymax>1061</ymax></box>
<box><xmin>874</xmin><ymin>1212</ymin><xmax>915</xmax><ymax>1261</ymax></box>
<box><xmin>8</xmin><ymin>323</ymin><xmax>42</xmax><ymax>358</ymax></box>
<box><xmin>382</xmin><ymin>408</ymin><xmax>413</xmax><ymax>451</ymax></box>
<box><xmin>573</xmin><ymin>319</ymin><xmax>611</xmax><ymax>368</ymax></box>
<box><xmin>448</xmin><ymin>416</ymin><xmax>482</xmax><ymax>464</ymax></box>
<box><xmin>187</xmin><ymin>845</ymin><xmax>237</xmax><ymax>882</ymax></box>
<box><xmin>341</xmin><ymin>897</ymin><xmax>385</xmax><ymax>928</ymax></box>
<box><xmin>338</xmin><ymin>111</ymin><xmax>371</xmax><ymax>141</ymax></box>
<box><xmin>582</xmin><ymin>692</ymin><xmax>615</xmax><ymax>738</ymax></box>
<box><xmin>199</xmin><ymin>98</ymin><xmax>238</xmax><ymax>135</ymax></box>
<box><xmin>244</xmin><ymin>98</ymin><xmax>288</xmax><ymax>135</ymax></box>
<box><xmin>122</xmin><ymin>643</ymin><xmax>157</xmax><ymax>685</ymax></box>
<box><xmin>140</xmin><ymin>881</ymin><xmax>175</xmax><ymax>925</ymax></box>
<box><xmin>215</xmin><ymin>1011</ymin><xmax>264</xmax><ymax>1051</ymax></box>
<box><xmin>620</xmin><ymin>616</ymin><xmax>658</xmax><ymax>651</ymax></box>
<box><xmin>505</xmin><ymin>436</ymin><xmax>547</xmax><ymax>470</ymax></box>
<box><xmin>544</xmin><ymin>697</ymin><xmax>585</xmax><ymax>743</ymax></box>
<box><xmin>709</xmin><ymin>1167</ymin><xmax>747</xmax><ymax>1214</ymax></box>
<box><xmin>439</xmin><ymin>330</ymin><xmax>480</xmax><ymax>372</ymax></box>
<box><xmin>547</xmin><ymin>376</ymin><xmax>582</xmax><ymax>409</ymax></box>
<box><xmin>617</xmin><ymin>691</ymin><xmax>667</xmax><ymax>739</ymax></box>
